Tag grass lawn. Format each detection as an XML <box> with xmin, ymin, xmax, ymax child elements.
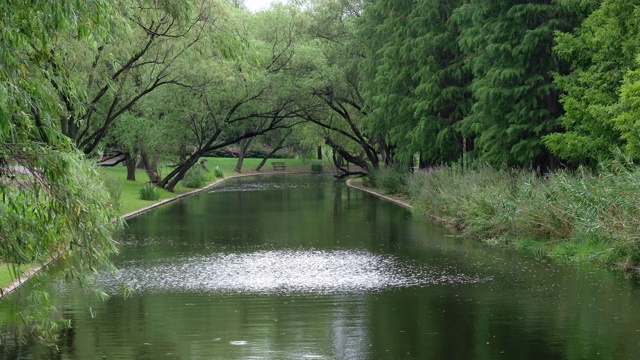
<box><xmin>101</xmin><ymin>157</ymin><xmax>319</xmax><ymax>215</ymax></box>
<box><xmin>1</xmin><ymin>157</ymin><xmax>327</xmax><ymax>290</ymax></box>
<box><xmin>0</xmin><ymin>264</ymin><xmax>28</xmax><ymax>290</ymax></box>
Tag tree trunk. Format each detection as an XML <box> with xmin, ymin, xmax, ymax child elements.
<box><xmin>379</xmin><ymin>141</ymin><xmax>395</xmax><ymax>166</ymax></box>
<box><xmin>125</xmin><ymin>152</ymin><xmax>136</xmax><ymax>181</ymax></box>
<box><xmin>140</xmin><ymin>150</ymin><xmax>161</xmax><ymax>183</ymax></box>
<box><xmin>164</xmin><ymin>155</ymin><xmax>200</xmax><ymax>192</ymax></box>
<box><xmin>158</xmin><ymin>129</ymin><xmax>224</xmax><ymax>192</ymax></box>
<box><xmin>234</xmin><ymin>138</ymin><xmax>253</xmax><ymax>173</ymax></box>
<box><xmin>331</xmin><ymin>150</ymin><xmax>367</xmax><ymax>178</ymax></box>
<box><xmin>325</xmin><ymin>138</ymin><xmax>369</xmax><ymax>172</ymax></box>
<box><xmin>418</xmin><ymin>153</ymin><xmax>431</xmax><ymax>169</ymax></box>
<box><xmin>256</xmin><ymin>132</ymin><xmax>290</xmax><ymax>171</ymax></box>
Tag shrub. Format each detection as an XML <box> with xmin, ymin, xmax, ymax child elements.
<box><xmin>139</xmin><ymin>183</ymin><xmax>159</xmax><ymax>201</ymax></box>
<box><xmin>214</xmin><ymin>166</ymin><xmax>224</xmax><ymax>178</ymax></box>
<box><xmin>181</xmin><ymin>165</ymin><xmax>208</xmax><ymax>188</ymax></box>
<box><xmin>362</xmin><ymin>169</ymin><xmax>379</xmax><ymax>188</ymax></box>
<box><xmin>369</xmin><ymin>167</ymin><xmax>408</xmax><ymax>195</ymax></box>
<box><xmin>310</xmin><ymin>162</ymin><xmax>323</xmax><ymax>172</ymax></box>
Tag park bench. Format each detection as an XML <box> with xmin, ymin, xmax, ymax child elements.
<box><xmin>272</xmin><ymin>161</ymin><xmax>286</xmax><ymax>170</ymax></box>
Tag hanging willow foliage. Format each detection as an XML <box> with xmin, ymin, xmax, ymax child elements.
<box><xmin>0</xmin><ymin>0</ymin><xmax>124</xmax><ymax>342</ymax></box>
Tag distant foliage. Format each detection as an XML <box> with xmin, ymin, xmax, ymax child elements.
<box><xmin>206</xmin><ymin>145</ymin><xmax>296</xmax><ymax>159</ymax></box>
<box><xmin>139</xmin><ymin>183</ymin><xmax>160</xmax><ymax>200</ymax></box>
<box><xmin>311</xmin><ymin>162</ymin><xmax>323</xmax><ymax>172</ymax></box>
<box><xmin>181</xmin><ymin>165</ymin><xmax>208</xmax><ymax>188</ymax></box>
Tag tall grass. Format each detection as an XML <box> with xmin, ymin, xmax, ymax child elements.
<box><xmin>102</xmin><ymin>174</ymin><xmax>123</xmax><ymax>212</ymax></box>
<box><xmin>402</xmin><ymin>164</ymin><xmax>640</xmax><ymax>267</ymax></box>
<box><xmin>139</xmin><ymin>183</ymin><xmax>160</xmax><ymax>200</ymax></box>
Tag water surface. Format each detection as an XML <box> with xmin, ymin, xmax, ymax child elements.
<box><xmin>2</xmin><ymin>174</ymin><xmax>640</xmax><ymax>359</ymax></box>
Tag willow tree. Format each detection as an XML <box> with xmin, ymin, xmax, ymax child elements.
<box><xmin>302</xmin><ymin>0</ymin><xmax>380</xmax><ymax>175</ymax></box>
<box><xmin>0</xmin><ymin>0</ymin><xmax>121</xmax><ymax>339</ymax></box>
<box><xmin>50</xmin><ymin>0</ymin><xmax>230</xmax><ymax>155</ymax></box>
<box><xmin>155</xmin><ymin>4</ymin><xmax>315</xmax><ymax>191</ymax></box>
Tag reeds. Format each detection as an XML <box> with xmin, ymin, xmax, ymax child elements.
<box><xmin>399</xmin><ymin>164</ymin><xmax>640</xmax><ymax>267</ymax></box>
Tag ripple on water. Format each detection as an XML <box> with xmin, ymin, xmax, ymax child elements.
<box><xmin>209</xmin><ymin>181</ymin><xmax>318</xmax><ymax>193</ymax></box>
<box><xmin>96</xmin><ymin>250</ymin><xmax>491</xmax><ymax>295</ymax></box>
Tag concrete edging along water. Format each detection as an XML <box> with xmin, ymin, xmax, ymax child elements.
<box><xmin>0</xmin><ymin>170</ymin><xmax>317</xmax><ymax>298</ymax></box>
<box><xmin>345</xmin><ymin>179</ymin><xmax>412</xmax><ymax>210</ymax></box>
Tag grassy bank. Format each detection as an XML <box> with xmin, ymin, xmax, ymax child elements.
<box><xmin>101</xmin><ymin>157</ymin><xmax>316</xmax><ymax>215</ymax></box>
<box><xmin>0</xmin><ymin>264</ymin><xmax>28</xmax><ymax>290</ymax></box>
<box><xmin>365</xmin><ymin>164</ymin><xmax>640</xmax><ymax>270</ymax></box>
<box><xmin>1</xmin><ymin>157</ymin><xmax>324</xmax><ymax>290</ymax></box>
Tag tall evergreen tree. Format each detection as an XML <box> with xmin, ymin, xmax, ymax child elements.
<box><xmin>359</xmin><ymin>0</ymin><xmax>416</xmax><ymax>165</ymax></box>
<box><xmin>544</xmin><ymin>0</ymin><xmax>640</xmax><ymax>164</ymax></box>
<box><xmin>404</xmin><ymin>0</ymin><xmax>471</xmax><ymax>167</ymax></box>
<box><xmin>453</xmin><ymin>0</ymin><xmax>579</xmax><ymax>168</ymax></box>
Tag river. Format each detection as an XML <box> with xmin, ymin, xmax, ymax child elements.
<box><xmin>2</xmin><ymin>174</ymin><xmax>640</xmax><ymax>359</ymax></box>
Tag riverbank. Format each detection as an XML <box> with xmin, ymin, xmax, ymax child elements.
<box><xmin>345</xmin><ymin>178</ymin><xmax>412</xmax><ymax>210</ymax></box>
<box><xmin>359</xmin><ymin>165</ymin><xmax>640</xmax><ymax>272</ymax></box>
<box><xmin>118</xmin><ymin>158</ymin><xmax>323</xmax><ymax>220</ymax></box>
<box><xmin>0</xmin><ymin>158</ymin><xmax>329</xmax><ymax>296</ymax></box>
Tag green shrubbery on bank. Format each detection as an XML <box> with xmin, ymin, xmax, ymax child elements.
<box><xmin>366</xmin><ymin>164</ymin><xmax>640</xmax><ymax>269</ymax></box>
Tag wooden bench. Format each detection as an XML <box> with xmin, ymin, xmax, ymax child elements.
<box><xmin>272</xmin><ymin>161</ymin><xmax>286</xmax><ymax>170</ymax></box>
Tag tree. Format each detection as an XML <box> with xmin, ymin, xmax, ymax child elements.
<box><xmin>52</xmin><ymin>0</ymin><xmax>231</xmax><ymax>155</ymax></box>
<box><xmin>108</xmin><ymin>109</ymin><xmax>168</xmax><ymax>182</ymax></box>
<box><xmin>614</xmin><ymin>64</ymin><xmax>640</xmax><ymax>160</ymax></box>
<box><xmin>254</xmin><ymin>128</ymin><xmax>296</xmax><ymax>171</ymax></box>
<box><xmin>302</xmin><ymin>0</ymin><xmax>380</xmax><ymax>175</ymax></box>
<box><xmin>0</xmin><ymin>0</ymin><xmax>121</xmax><ymax>339</ymax></box>
<box><xmin>359</xmin><ymin>0</ymin><xmax>471</xmax><ymax>168</ymax></box>
<box><xmin>152</xmin><ymin>3</ymin><xmax>328</xmax><ymax>189</ymax></box>
<box><xmin>451</xmin><ymin>0</ymin><xmax>581</xmax><ymax>169</ymax></box>
<box><xmin>544</xmin><ymin>0</ymin><xmax>639</xmax><ymax>164</ymax></box>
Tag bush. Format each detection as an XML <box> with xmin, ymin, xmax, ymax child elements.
<box><xmin>368</xmin><ymin>167</ymin><xmax>408</xmax><ymax>195</ymax></box>
<box><xmin>408</xmin><ymin>164</ymin><xmax>524</xmax><ymax>236</ymax></box>
<box><xmin>181</xmin><ymin>165</ymin><xmax>208</xmax><ymax>188</ymax></box>
<box><xmin>139</xmin><ymin>183</ymin><xmax>159</xmax><ymax>201</ymax></box>
<box><xmin>362</xmin><ymin>169</ymin><xmax>378</xmax><ymax>188</ymax></box>
<box><xmin>310</xmin><ymin>162</ymin><xmax>323</xmax><ymax>172</ymax></box>
<box><xmin>214</xmin><ymin>166</ymin><xmax>224</xmax><ymax>179</ymax></box>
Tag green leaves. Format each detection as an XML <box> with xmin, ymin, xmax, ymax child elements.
<box><xmin>359</xmin><ymin>0</ymin><xmax>470</xmax><ymax>166</ymax></box>
<box><xmin>0</xmin><ymin>145</ymin><xmax>122</xmax><ymax>310</ymax></box>
<box><xmin>454</xmin><ymin>0</ymin><xmax>579</xmax><ymax>168</ymax></box>
<box><xmin>545</xmin><ymin>0</ymin><xmax>640</xmax><ymax>164</ymax></box>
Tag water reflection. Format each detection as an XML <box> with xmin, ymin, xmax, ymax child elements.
<box><xmin>96</xmin><ymin>250</ymin><xmax>490</xmax><ymax>295</ymax></box>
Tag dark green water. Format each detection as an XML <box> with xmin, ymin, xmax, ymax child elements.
<box><xmin>2</xmin><ymin>174</ymin><xmax>640</xmax><ymax>359</ymax></box>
